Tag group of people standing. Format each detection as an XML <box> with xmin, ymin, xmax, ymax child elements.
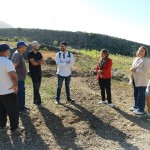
<box><xmin>96</xmin><ymin>46</ymin><xmax>150</xmax><ymax>116</ymax></box>
<box><xmin>0</xmin><ymin>41</ymin><xmax>46</xmax><ymax>132</ymax></box>
<box><xmin>0</xmin><ymin>41</ymin><xmax>150</xmax><ymax>133</ymax></box>
<box><xmin>0</xmin><ymin>41</ymin><xmax>75</xmax><ymax>133</ymax></box>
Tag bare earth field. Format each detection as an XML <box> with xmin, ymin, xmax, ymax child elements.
<box><xmin>0</xmin><ymin>51</ymin><xmax>150</xmax><ymax>150</ymax></box>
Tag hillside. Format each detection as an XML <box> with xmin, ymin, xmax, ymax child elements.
<box><xmin>0</xmin><ymin>28</ymin><xmax>150</xmax><ymax>56</ymax></box>
<box><xmin>0</xmin><ymin>21</ymin><xmax>13</xmax><ymax>28</ymax></box>
<box><xmin>0</xmin><ymin>50</ymin><xmax>150</xmax><ymax>150</ymax></box>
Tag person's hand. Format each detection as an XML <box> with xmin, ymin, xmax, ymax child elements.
<box><xmin>9</xmin><ymin>85</ymin><xmax>18</xmax><ymax>94</ymax></box>
<box><xmin>66</xmin><ymin>61</ymin><xmax>70</xmax><ymax>64</ymax></box>
<box><xmin>97</xmin><ymin>70</ymin><xmax>102</xmax><ymax>75</ymax></box>
<box><xmin>130</xmin><ymin>68</ymin><xmax>136</xmax><ymax>73</ymax></box>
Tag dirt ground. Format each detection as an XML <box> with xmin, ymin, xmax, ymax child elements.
<box><xmin>0</xmin><ymin>72</ymin><xmax>150</xmax><ymax>150</ymax></box>
<box><xmin>0</xmin><ymin>51</ymin><xmax>150</xmax><ymax>150</ymax></box>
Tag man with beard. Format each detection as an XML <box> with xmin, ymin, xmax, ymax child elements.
<box><xmin>28</xmin><ymin>41</ymin><xmax>45</xmax><ymax>105</ymax></box>
<box><xmin>55</xmin><ymin>42</ymin><xmax>74</xmax><ymax>104</ymax></box>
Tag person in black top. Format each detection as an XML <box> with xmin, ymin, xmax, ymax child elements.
<box><xmin>28</xmin><ymin>41</ymin><xmax>45</xmax><ymax>105</ymax></box>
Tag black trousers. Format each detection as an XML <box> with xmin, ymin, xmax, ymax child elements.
<box><xmin>98</xmin><ymin>78</ymin><xmax>112</xmax><ymax>104</ymax></box>
<box><xmin>0</xmin><ymin>93</ymin><xmax>19</xmax><ymax>130</ymax></box>
<box><xmin>31</xmin><ymin>73</ymin><xmax>42</xmax><ymax>104</ymax></box>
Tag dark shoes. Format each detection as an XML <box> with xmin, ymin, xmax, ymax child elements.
<box><xmin>19</xmin><ymin>109</ymin><xmax>29</xmax><ymax>115</ymax></box>
<box><xmin>67</xmin><ymin>98</ymin><xmax>75</xmax><ymax>104</ymax></box>
<box><xmin>55</xmin><ymin>98</ymin><xmax>75</xmax><ymax>105</ymax></box>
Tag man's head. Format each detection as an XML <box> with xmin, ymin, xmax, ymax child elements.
<box><xmin>17</xmin><ymin>41</ymin><xmax>27</xmax><ymax>54</ymax></box>
<box><xmin>31</xmin><ymin>41</ymin><xmax>41</xmax><ymax>51</ymax></box>
<box><xmin>0</xmin><ymin>44</ymin><xmax>10</xmax><ymax>57</ymax></box>
<box><xmin>60</xmin><ymin>42</ymin><xmax>67</xmax><ymax>52</ymax></box>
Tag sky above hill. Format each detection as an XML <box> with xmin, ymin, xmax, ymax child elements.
<box><xmin>0</xmin><ymin>0</ymin><xmax>150</xmax><ymax>45</ymax></box>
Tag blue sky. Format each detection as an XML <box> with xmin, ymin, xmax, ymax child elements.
<box><xmin>0</xmin><ymin>0</ymin><xmax>150</xmax><ymax>44</ymax></box>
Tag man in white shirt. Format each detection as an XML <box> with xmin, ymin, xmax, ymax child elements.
<box><xmin>55</xmin><ymin>42</ymin><xmax>74</xmax><ymax>104</ymax></box>
<box><xmin>0</xmin><ymin>44</ymin><xmax>19</xmax><ymax>132</ymax></box>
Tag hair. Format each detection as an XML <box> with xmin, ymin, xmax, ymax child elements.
<box><xmin>60</xmin><ymin>41</ymin><xmax>67</xmax><ymax>46</ymax></box>
<box><xmin>136</xmin><ymin>46</ymin><xmax>148</xmax><ymax>57</ymax></box>
<box><xmin>101</xmin><ymin>49</ymin><xmax>109</xmax><ymax>57</ymax></box>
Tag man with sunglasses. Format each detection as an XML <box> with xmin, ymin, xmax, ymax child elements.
<box><xmin>55</xmin><ymin>42</ymin><xmax>74</xmax><ymax>104</ymax></box>
<box><xmin>28</xmin><ymin>41</ymin><xmax>45</xmax><ymax>105</ymax></box>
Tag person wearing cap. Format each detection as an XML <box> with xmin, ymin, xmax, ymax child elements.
<box><xmin>28</xmin><ymin>41</ymin><xmax>45</xmax><ymax>105</ymax></box>
<box><xmin>11</xmin><ymin>41</ymin><xmax>27</xmax><ymax>114</ymax></box>
<box><xmin>0</xmin><ymin>44</ymin><xmax>19</xmax><ymax>132</ymax></box>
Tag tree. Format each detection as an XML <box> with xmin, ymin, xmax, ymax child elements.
<box><xmin>13</xmin><ymin>36</ymin><xmax>20</xmax><ymax>42</ymax></box>
<box><xmin>53</xmin><ymin>40</ymin><xmax>58</xmax><ymax>46</ymax></box>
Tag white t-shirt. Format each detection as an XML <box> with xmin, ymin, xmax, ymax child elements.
<box><xmin>0</xmin><ymin>57</ymin><xmax>16</xmax><ymax>95</ymax></box>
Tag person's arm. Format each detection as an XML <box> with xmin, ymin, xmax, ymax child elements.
<box><xmin>6</xmin><ymin>61</ymin><xmax>18</xmax><ymax>93</ymax></box>
<box><xmin>8</xmin><ymin>71</ymin><xmax>18</xmax><ymax>93</ymax></box>
<box><xmin>13</xmin><ymin>63</ymin><xmax>18</xmax><ymax>68</ymax></box>
<box><xmin>56</xmin><ymin>53</ymin><xmax>67</xmax><ymax>67</ymax></box>
<box><xmin>69</xmin><ymin>53</ymin><xmax>74</xmax><ymax>65</ymax></box>
<box><xmin>136</xmin><ymin>59</ymin><xmax>150</xmax><ymax>74</ymax></box>
<box><xmin>95</xmin><ymin>63</ymin><xmax>102</xmax><ymax>75</ymax></box>
<box><xmin>39</xmin><ymin>58</ymin><xmax>46</xmax><ymax>65</ymax></box>
<box><xmin>39</xmin><ymin>53</ymin><xmax>46</xmax><ymax>65</ymax></box>
<box><xmin>29</xmin><ymin>58</ymin><xmax>41</xmax><ymax>66</ymax></box>
<box><xmin>102</xmin><ymin>59</ymin><xmax>112</xmax><ymax>73</ymax></box>
<box><xmin>11</xmin><ymin>53</ymin><xmax>21</xmax><ymax>69</ymax></box>
<box><xmin>95</xmin><ymin>63</ymin><xmax>99</xmax><ymax>72</ymax></box>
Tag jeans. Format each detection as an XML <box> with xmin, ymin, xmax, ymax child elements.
<box><xmin>133</xmin><ymin>86</ymin><xmax>146</xmax><ymax>112</ymax></box>
<box><xmin>18</xmin><ymin>81</ymin><xmax>25</xmax><ymax>111</ymax></box>
<box><xmin>98</xmin><ymin>78</ymin><xmax>112</xmax><ymax>104</ymax></box>
<box><xmin>31</xmin><ymin>73</ymin><xmax>42</xmax><ymax>104</ymax></box>
<box><xmin>0</xmin><ymin>93</ymin><xmax>19</xmax><ymax>130</ymax></box>
<box><xmin>56</xmin><ymin>75</ymin><xmax>71</xmax><ymax>101</ymax></box>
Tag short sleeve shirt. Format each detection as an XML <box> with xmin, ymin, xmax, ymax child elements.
<box><xmin>11</xmin><ymin>50</ymin><xmax>27</xmax><ymax>81</ymax></box>
<box><xmin>0</xmin><ymin>57</ymin><xmax>16</xmax><ymax>95</ymax></box>
<box><xmin>28</xmin><ymin>51</ymin><xmax>43</xmax><ymax>74</ymax></box>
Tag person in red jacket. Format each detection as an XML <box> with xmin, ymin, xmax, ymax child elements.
<box><xmin>96</xmin><ymin>49</ymin><xmax>114</xmax><ymax>107</ymax></box>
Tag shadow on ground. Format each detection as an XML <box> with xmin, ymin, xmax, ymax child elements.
<box><xmin>61</xmin><ymin>103</ymin><xmax>139</xmax><ymax>150</ymax></box>
<box><xmin>38</xmin><ymin>106</ymin><xmax>83</xmax><ymax>150</ymax></box>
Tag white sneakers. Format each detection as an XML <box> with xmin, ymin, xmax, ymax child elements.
<box><xmin>133</xmin><ymin>110</ymin><xmax>144</xmax><ymax>115</ymax></box>
<box><xmin>130</xmin><ymin>107</ymin><xmax>144</xmax><ymax>115</ymax></box>
<box><xmin>108</xmin><ymin>103</ymin><xmax>115</xmax><ymax>107</ymax></box>
<box><xmin>130</xmin><ymin>107</ymin><xmax>136</xmax><ymax>111</ymax></box>
<box><xmin>98</xmin><ymin>101</ymin><xmax>107</xmax><ymax>105</ymax></box>
<box><xmin>98</xmin><ymin>101</ymin><xmax>115</xmax><ymax>107</ymax></box>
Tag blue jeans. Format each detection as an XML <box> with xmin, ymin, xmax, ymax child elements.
<box><xmin>56</xmin><ymin>75</ymin><xmax>71</xmax><ymax>101</ymax></box>
<box><xmin>17</xmin><ymin>81</ymin><xmax>25</xmax><ymax>111</ymax></box>
<box><xmin>134</xmin><ymin>86</ymin><xmax>146</xmax><ymax>112</ymax></box>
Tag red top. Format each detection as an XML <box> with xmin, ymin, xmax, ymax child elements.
<box><xmin>96</xmin><ymin>58</ymin><xmax>112</xmax><ymax>80</ymax></box>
